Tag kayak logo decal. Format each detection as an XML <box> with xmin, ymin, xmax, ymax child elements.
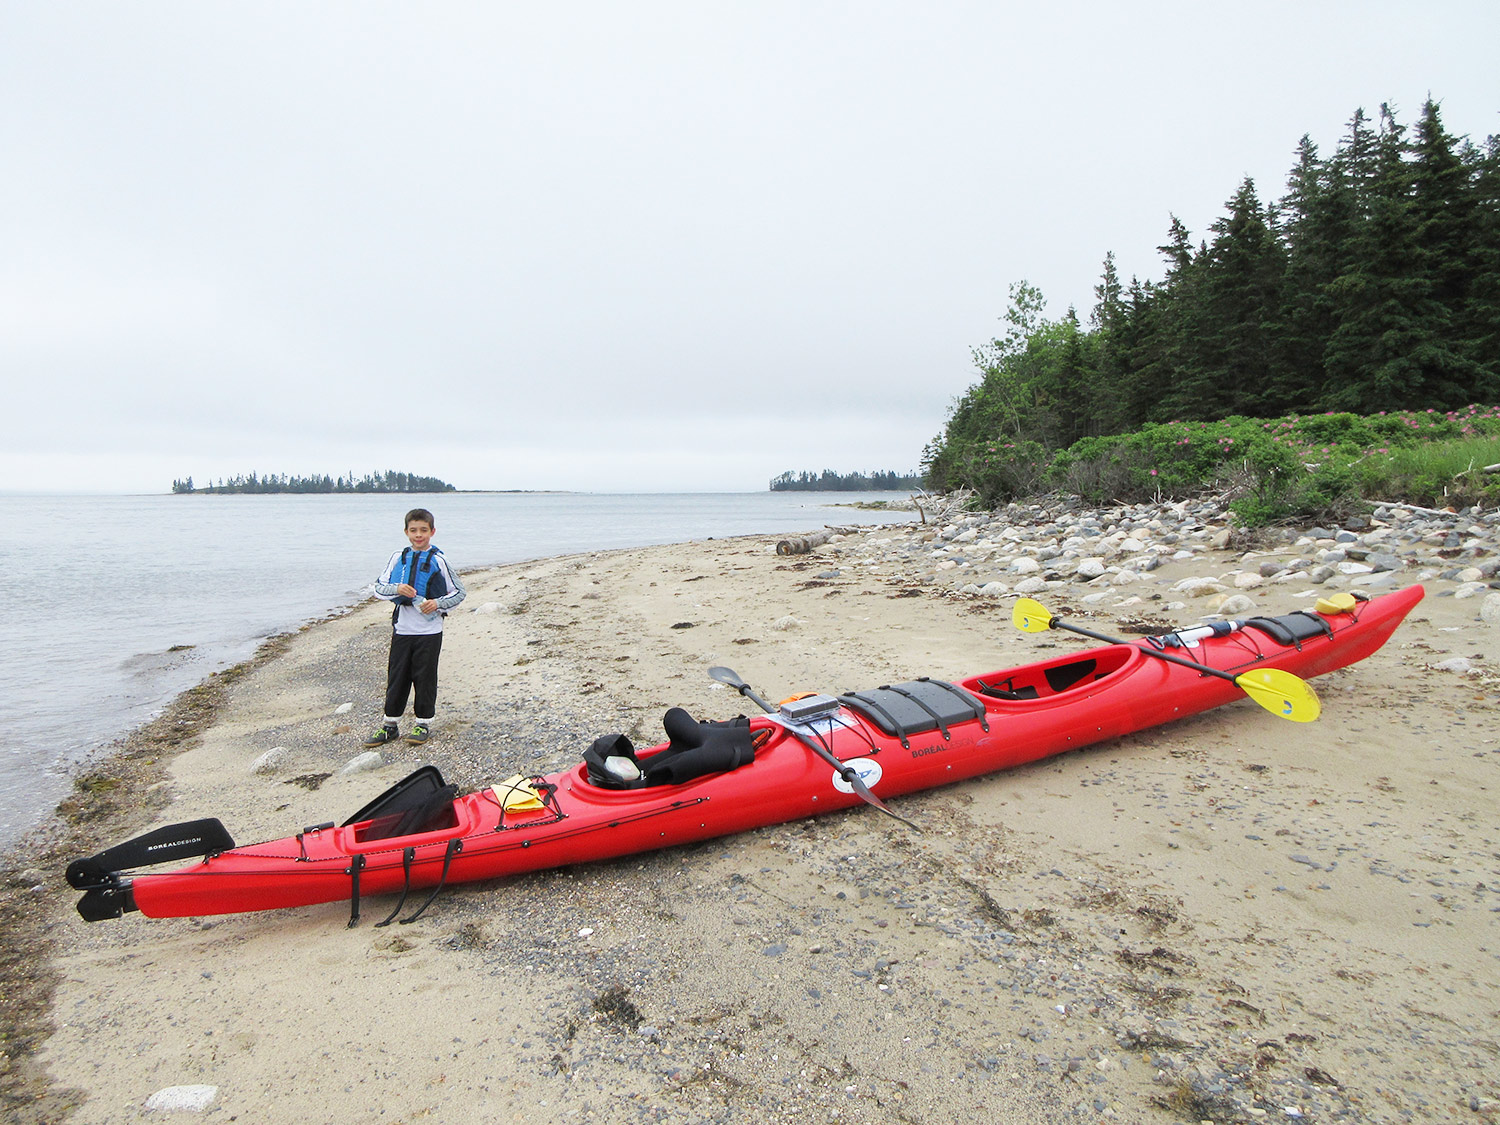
<box><xmin>831</xmin><ymin>758</ymin><xmax>882</xmax><ymax>795</ymax></box>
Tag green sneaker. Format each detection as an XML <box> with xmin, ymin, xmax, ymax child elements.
<box><xmin>404</xmin><ymin>723</ymin><xmax>431</xmax><ymax>745</ymax></box>
<box><xmin>363</xmin><ymin>725</ymin><xmax>399</xmax><ymax>747</ymax></box>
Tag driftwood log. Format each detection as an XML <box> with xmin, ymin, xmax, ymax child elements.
<box><xmin>775</xmin><ymin>526</ymin><xmax>862</xmax><ymax>555</ymax></box>
<box><xmin>1369</xmin><ymin>499</ymin><xmax>1460</xmax><ymax>517</ymax></box>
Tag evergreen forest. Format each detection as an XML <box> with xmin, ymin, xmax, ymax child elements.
<box><xmin>770</xmin><ymin>469</ymin><xmax>925</xmax><ymax>491</ymax></box>
<box><xmin>924</xmin><ymin>98</ymin><xmax>1500</xmax><ymax>517</ymax></box>
<box><xmin>172</xmin><ymin>470</ymin><xmax>456</xmax><ymax>494</ymax></box>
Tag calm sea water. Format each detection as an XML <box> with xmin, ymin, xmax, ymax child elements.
<box><xmin>0</xmin><ymin>491</ymin><xmax>914</xmax><ymax>849</ymax></box>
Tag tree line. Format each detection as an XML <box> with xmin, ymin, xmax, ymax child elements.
<box><xmin>172</xmin><ymin>470</ymin><xmax>456</xmax><ymax>494</ymax></box>
<box><xmin>770</xmin><ymin>469</ymin><xmax>924</xmax><ymax>492</ymax></box>
<box><xmin>925</xmin><ymin>98</ymin><xmax>1500</xmax><ymax>493</ymax></box>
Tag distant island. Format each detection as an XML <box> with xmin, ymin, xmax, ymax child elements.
<box><xmin>172</xmin><ymin>471</ymin><xmax>457</xmax><ymax>495</ymax></box>
<box><xmin>770</xmin><ymin>469</ymin><xmax>924</xmax><ymax>492</ymax></box>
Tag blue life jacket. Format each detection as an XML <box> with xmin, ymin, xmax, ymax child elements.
<box><xmin>391</xmin><ymin>547</ymin><xmax>448</xmax><ymax>606</ymax></box>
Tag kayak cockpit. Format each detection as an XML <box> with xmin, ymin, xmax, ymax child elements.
<box><xmin>962</xmin><ymin>643</ymin><xmax>1137</xmax><ymax>702</ymax></box>
<box><xmin>579</xmin><ymin>707</ymin><xmax>764</xmax><ymax>790</ymax></box>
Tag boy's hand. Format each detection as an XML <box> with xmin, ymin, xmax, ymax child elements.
<box><xmin>419</xmin><ymin>599</ymin><xmax>438</xmax><ymax>614</ymax></box>
<box><xmin>396</xmin><ymin>583</ymin><xmax>418</xmax><ymax>598</ymax></box>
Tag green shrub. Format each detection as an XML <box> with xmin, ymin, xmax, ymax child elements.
<box><xmin>931</xmin><ymin>405</ymin><xmax>1500</xmax><ymax>525</ymax></box>
<box><xmin>955</xmin><ymin>439</ymin><xmax>1050</xmax><ymax>507</ymax></box>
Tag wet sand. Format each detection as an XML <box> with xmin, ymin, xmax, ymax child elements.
<box><xmin>9</xmin><ymin>525</ymin><xmax>1500</xmax><ymax>1123</ymax></box>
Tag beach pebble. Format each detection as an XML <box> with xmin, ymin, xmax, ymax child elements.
<box><xmin>250</xmin><ymin>746</ymin><xmax>290</xmax><ymax>775</ymax></box>
<box><xmin>334</xmin><ymin>702</ymin><xmax>354</xmax><ymax>714</ymax></box>
<box><xmin>1217</xmin><ymin>594</ymin><xmax>1256</xmax><ymax>616</ymax></box>
<box><xmin>1013</xmin><ymin>576</ymin><xmax>1048</xmax><ymax>595</ymax></box>
<box><xmin>474</xmin><ymin>601</ymin><xmax>504</xmax><ymax>614</ymax></box>
<box><xmin>1076</xmin><ymin>558</ymin><xmax>1107</xmax><ymax>580</ymax></box>
<box><xmin>144</xmin><ymin>1085</ymin><xmax>217</xmax><ymax>1112</ymax></box>
<box><xmin>339</xmin><ymin>751</ymin><xmax>384</xmax><ymax>775</ymax></box>
<box><xmin>1174</xmin><ymin>577</ymin><xmax>1227</xmax><ymax>597</ymax></box>
<box><xmin>1454</xmin><ymin>582</ymin><xmax>1490</xmax><ymax>600</ymax></box>
<box><xmin>772</xmin><ymin>615</ymin><xmax>803</xmax><ymax>630</ymax></box>
<box><xmin>1010</xmin><ymin>557</ymin><xmax>1041</xmax><ymax>574</ymax></box>
<box><xmin>1432</xmin><ymin>657</ymin><xmax>1474</xmax><ymax>674</ymax></box>
<box><xmin>1480</xmin><ymin>593</ymin><xmax>1500</xmax><ymax>625</ymax></box>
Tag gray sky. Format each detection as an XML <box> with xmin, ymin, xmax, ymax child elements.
<box><xmin>4</xmin><ymin>2</ymin><xmax>1498</xmax><ymax>494</ymax></box>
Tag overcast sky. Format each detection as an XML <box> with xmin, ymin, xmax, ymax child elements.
<box><xmin>3</xmin><ymin>2</ymin><xmax>1497</xmax><ymax>494</ymax></box>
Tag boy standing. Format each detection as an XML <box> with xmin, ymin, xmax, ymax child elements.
<box><xmin>364</xmin><ymin>508</ymin><xmax>466</xmax><ymax>747</ymax></box>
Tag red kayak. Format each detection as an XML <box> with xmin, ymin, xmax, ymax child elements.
<box><xmin>68</xmin><ymin>585</ymin><xmax>1423</xmax><ymax>924</ymax></box>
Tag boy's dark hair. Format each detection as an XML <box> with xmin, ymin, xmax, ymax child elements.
<box><xmin>405</xmin><ymin>508</ymin><xmax>435</xmax><ymax>530</ymax></box>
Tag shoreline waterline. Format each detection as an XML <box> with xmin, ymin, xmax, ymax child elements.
<box><xmin>2</xmin><ymin>491</ymin><xmax>917</xmax><ymax>849</ymax></box>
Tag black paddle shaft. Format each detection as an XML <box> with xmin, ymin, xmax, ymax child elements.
<box><xmin>707</xmin><ymin>665</ymin><xmax>919</xmax><ymax>832</ymax></box>
<box><xmin>1046</xmin><ymin>616</ymin><xmax>1240</xmax><ymax>685</ymax></box>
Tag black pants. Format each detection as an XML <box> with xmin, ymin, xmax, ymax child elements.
<box><xmin>384</xmin><ymin>632</ymin><xmax>443</xmax><ymax>722</ymax></box>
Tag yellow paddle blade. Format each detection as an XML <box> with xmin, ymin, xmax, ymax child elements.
<box><xmin>1012</xmin><ymin>597</ymin><xmax>1054</xmax><ymax>633</ymax></box>
<box><xmin>1233</xmin><ymin>667</ymin><xmax>1322</xmax><ymax>723</ymax></box>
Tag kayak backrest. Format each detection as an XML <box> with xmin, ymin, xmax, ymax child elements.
<box><xmin>342</xmin><ymin>765</ymin><xmax>448</xmax><ymax>828</ymax></box>
<box><xmin>356</xmin><ymin>784</ymin><xmax>460</xmax><ymax>842</ymax></box>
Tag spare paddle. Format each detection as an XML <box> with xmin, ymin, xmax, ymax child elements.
<box><xmin>66</xmin><ymin>817</ymin><xmax>236</xmax><ymax>889</ymax></box>
<box><xmin>1011</xmin><ymin>598</ymin><xmax>1321</xmax><ymax>723</ymax></box>
<box><xmin>708</xmin><ymin>665</ymin><xmax>919</xmax><ymax>831</ymax></box>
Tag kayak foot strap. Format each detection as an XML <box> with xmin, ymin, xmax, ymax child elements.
<box><xmin>400</xmin><ymin>838</ymin><xmax>463</xmax><ymax>925</ymax></box>
<box><xmin>375</xmin><ymin>848</ymin><xmax>417</xmax><ymax>928</ymax></box>
<box><xmin>346</xmin><ymin>854</ymin><xmax>367</xmax><ymax>928</ymax></box>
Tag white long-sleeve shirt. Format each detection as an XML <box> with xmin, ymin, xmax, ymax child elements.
<box><xmin>373</xmin><ymin>547</ymin><xmax>466</xmax><ymax>635</ymax></box>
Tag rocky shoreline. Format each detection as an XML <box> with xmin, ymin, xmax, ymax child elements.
<box><xmin>870</xmin><ymin>492</ymin><xmax>1500</xmax><ymax>612</ymax></box>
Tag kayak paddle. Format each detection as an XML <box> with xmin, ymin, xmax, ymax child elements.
<box><xmin>708</xmin><ymin>665</ymin><xmax>920</xmax><ymax>830</ymax></box>
<box><xmin>1011</xmin><ymin>598</ymin><xmax>1321</xmax><ymax>723</ymax></box>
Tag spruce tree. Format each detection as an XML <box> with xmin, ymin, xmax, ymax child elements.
<box><xmin>1323</xmin><ymin>104</ymin><xmax>1484</xmax><ymax>410</ymax></box>
<box><xmin>1185</xmin><ymin>178</ymin><xmax>1286</xmax><ymax>417</ymax></box>
<box><xmin>1467</xmin><ymin>133</ymin><xmax>1500</xmax><ymax>379</ymax></box>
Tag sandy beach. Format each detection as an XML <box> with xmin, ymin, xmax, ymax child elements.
<box><xmin>6</xmin><ymin>511</ymin><xmax>1500</xmax><ymax>1124</ymax></box>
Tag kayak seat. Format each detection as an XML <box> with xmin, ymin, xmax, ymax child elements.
<box><xmin>975</xmin><ymin>679</ymin><xmax>1040</xmax><ymax>701</ymax></box>
<box><xmin>583</xmin><ymin>709</ymin><xmax>756</xmax><ymax>788</ymax></box>
<box><xmin>837</xmin><ymin>678</ymin><xmax>988</xmax><ymax>748</ymax></box>
<box><xmin>1243</xmin><ymin>611</ymin><xmax>1334</xmax><ymax>649</ymax></box>
<box><xmin>1044</xmin><ymin>658</ymin><xmax>1097</xmax><ymax>693</ymax></box>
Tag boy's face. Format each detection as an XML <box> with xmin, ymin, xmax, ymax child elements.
<box><xmin>406</xmin><ymin>520</ymin><xmax>434</xmax><ymax>551</ymax></box>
